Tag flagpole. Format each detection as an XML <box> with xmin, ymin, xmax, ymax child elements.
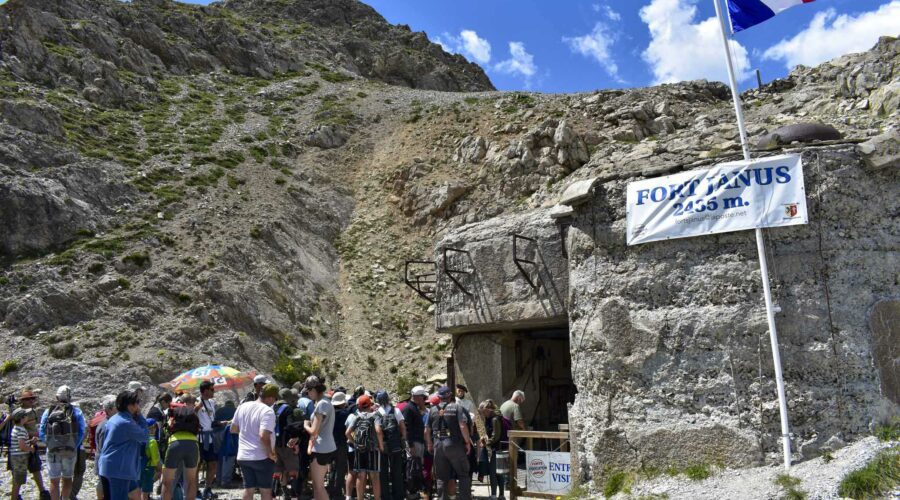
<box><xmin>713</xmin><ymin>0</ymin><xmax>792</xmax><ymax>469</ymax></box>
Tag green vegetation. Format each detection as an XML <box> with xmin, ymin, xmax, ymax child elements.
<box><xmin>307</xmin><ymin>62</ymin><xmax>354</xmax><ymax>83</ymax></box>
<box><xmin>116</xmin><ymin>277</ymin><xmax>131</xmax><ymax>289</ymax></box>
<box><xmin>177</xmin><ymin>292</ymin><xmax>191</xmax><ymax>304</ymax></box>
<box><xmin>272</xmin><ymin>353</ymin><xmax>321</xmax><ymax>387</ymax></box>
<box><xmin>875</xmin><ymin>418</ymin><xmax>900</xmax><ymax>441</ymax></box>
<box><xmin>186</xmin><ymin>167</ymin><xmax>225</xmax><ymax>187</ymax></box>
<box><xmin>226</xmin><ymin>174</ymin><xmax>244</xmax><ymax>190</ymax></box>
<box><xmin>43</xmin><ymin>42</ymin><xmax>79</xmax><ymax>59</ymax></box>
<box><xmin>395</xmin><ymin>374</ymin><xmax>418</xmax><ymax>397</ymax></box>
<box><xmin>0</xmin><ymin>276</ymin><xmax>9</xmax><ymax>285</ymax></box>
<box><xmin>684</xmin><ymin>464</ymin><xmax>711</xmax><ymax>481</ymax></box>
<box><xmin>603</xmin><ymin>471</ymin><xmax>634</xmax><ymax>498</ymax></box>
<box><xmin>250</xmin><ymin>226</ymin><xmax>262</xmax><ymax>239</ymax></box>
<box><xmin>501</xmin><ymin>92</ymin><xmax>536</xmax><ymax>113</ymax></box>
<box><xmin>838</xmin><ymin>449</ymin><xmax>899</xmax><ymax>499</ymax></box>
<box><xmin>774</xmin><ymin>473</ymin><xmax>806</xmax><ymax>500</ymax></box>
<box><xmin>0</xmin><ymin>359</ymin><xmax>19</xmax><ymax>375</ymax></box>
<box><xmin>557</xmin><ymin>484</ymin><xmax>590</xmax><ymax>500</ymax></box>
<box><xmin>122</xmin><ymin>252</ymin><xmax>151</xmax><ymax>267</ymax></box>
<box><xmin>314</xmin><ymin>94</ymin><xmax>355</xmax><ymax>126</ymax></box>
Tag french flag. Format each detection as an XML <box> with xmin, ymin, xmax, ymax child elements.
<box><xmin>727</xmin><ymin>0</ymin><xmax>816</xmax><ymax>32</ymax></box>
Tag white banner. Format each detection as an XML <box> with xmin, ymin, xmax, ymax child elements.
<box><xmin>525</xmin><ymin>451</ymin><xmax>571</xmax><ymax>494</ymax></box>
<box><xmin>627</xmin><ymin>154</ymin><xmax>808</xmax><ymax>245</ymax></box>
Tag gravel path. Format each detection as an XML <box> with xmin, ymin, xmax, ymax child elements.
<box><xmin>618</xmin><ymin>436</ymin><xmax>898</xmax><ymax>500</ymax></box>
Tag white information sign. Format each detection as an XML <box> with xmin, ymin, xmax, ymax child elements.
<box><xmin>525</xmin><ymin>451</ymin><xmax>571</xmax><ymax>494</ymax></box>
<box><xmin>626</xmin><ymin>154</ymin><xmax>808</xmax><ymax>246</ymax></box>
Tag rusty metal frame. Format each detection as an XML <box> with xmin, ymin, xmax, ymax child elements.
<box><xmin>404</xmin><ymin>260</ymin><xmax>437</xmax><ymax>303</ymax></box>
<box><xmin>512</xmin><ymin>233</ymin><xmax>539</xmax><ymax>290</ymax></box>
<box><xmin>442</xmin><ymin>247</ymin><xmax>473</xmax><ymax>296</ymax></box>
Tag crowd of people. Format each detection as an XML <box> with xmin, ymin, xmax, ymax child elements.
<box><xmin>1</xmin><ymin>375</ymin><xmax>528</xmax><ymax>500</ymax></box>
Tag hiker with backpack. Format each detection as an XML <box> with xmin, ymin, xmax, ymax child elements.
<box><xmin>402</xmin><ymin>386</ymin><xmax>428</xmax><ymax>500</ymax></box>
<box><xmin>346</xmin><ymin>394</ymin><xmax>381</xmax><ymax>500</ymax></box>
<box><xmin>97</xmin><ymin>389</ymin><xmax>149</xmax><ymax>500</ymax></box>
<box><xmin>425</xmin><ymin>386</ymin><xmax>473</xmax><ymax>500</ymax></box>
<box><xmin>273</xmin><ymin>388</ymin><xmax>305</xmax><ymax>499</ymax></box>
<box><xmin>303</xmin><ymin>376</ymin><xmax>336</xmax><ymax>500</ymax></box>
<box><xmin>161</xmin><ymin>400</ymin><xmax>202</xmax><ymax>500</ymax></box>
<box><xmin>374</xmin><ymin>390</ymin><xmax>407</xmax><ymax>500</ymax></box>
<box><xmin>38</xmin><ymin>386</ymin><xmax>86</xmax><ymax>500</ymax></box>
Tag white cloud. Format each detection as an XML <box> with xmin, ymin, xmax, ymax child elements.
<box><xmin>763</xmin><ymin>2</ymin><xmax>900</xmax><ymax>70</ymax></box>
<box><xmin>494</xmin><ymin>42</ymin><xmax>537</xmax><ymax>79</ymax></box>
<box><xmin>564</xmin><ymin>23</ymin><xmax>621</xmax><ymax>81</ymax></box>
<box><xmin>592</xmin><ymin>3</ymin><xmax>622</xmax><ymax>21</ymax></box>
<box><xmin>433</xmin><ymin>29</ymin><xmax>492</xmax><ymax>65</ymax></box>
<box><xmin>640</xmin><ymin>0</ymin><xmax>751</xmax><ymax>84</ymax></box>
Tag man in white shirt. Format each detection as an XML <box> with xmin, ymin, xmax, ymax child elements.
<box><xmin>231</xmin><ymin>384</ymin><xmax>279</xmax><ymax>500</ymax></box>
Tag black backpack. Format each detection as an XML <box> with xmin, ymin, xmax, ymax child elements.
<box><xmin>274</xmin><ymin>403</ymin><xmax>305</xmax><ymax>447</ymax></box>
<box><xmin>406</xmin><ymin>454</ymin><xmax>424</xmax><ymax>493</ymax></box>
<box><xmin>379</xmin><ymin>407</ymin><xmax>403</xmax><ymax>452</ymax></box>
<box><xmin>168</xmin><ymin>405</ymin><xmax>200</xmax><ymax>435</ymax></box>
<box><xmin>353</xmin><ymin>411</ymin><xmax>376</xmax><ymax>451</ymax></box>
<box><xmin>45</xmin><ymin>404</ymin><xmax>77</xmax><ymax>455</ymax></box>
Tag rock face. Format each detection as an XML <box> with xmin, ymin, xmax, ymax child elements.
<box><xmin>0</xmin><ymin>0</ymin><xmax>494</xmax><ymax>106</ymax></box>
<box><xmin>566</xmin><ymin>147</ymin><xmax>897</xmax><ymax>476</ymax></box>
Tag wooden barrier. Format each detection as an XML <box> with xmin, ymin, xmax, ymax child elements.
<box><xmin>508</xmin><ymin>430</ymin><xmax>570</xmax><ymax>500</ymax></box>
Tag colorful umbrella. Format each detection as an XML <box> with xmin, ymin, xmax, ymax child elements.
<box><xmin>160</xmin><ymin>364</ymin><xmax>256</xmax><ymax>392</ymax></box>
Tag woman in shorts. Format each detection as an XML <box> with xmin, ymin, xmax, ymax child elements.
<box><xmin>161</xmin><ymin>400</ymin><xmax>200</xmax><ymax>500</ymax></box>
<box><xmin>304</xmin><ymin>376</ymin><xmax>336</xmax><ymax>500</ymax></box>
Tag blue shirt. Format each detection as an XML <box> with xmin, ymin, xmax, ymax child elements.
<box><xmin>38</xmin><ymin>404</ymin><xmax>87</xmax><ymax>449</ymax></box>
<box><xmin>98</xmin><ymin>412</ymin><xmax>149</xmax><ymax>481</ymax></box>
<box><xmin>298</xmin><ymin>397</ymin><xmax>315</xmax><ymax>419</ymax></box>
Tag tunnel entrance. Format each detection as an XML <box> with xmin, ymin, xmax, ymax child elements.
<box><xmin>453</xmin><ymin>325</ymin><xmax>575</xmax><ymax>432</ymax></box>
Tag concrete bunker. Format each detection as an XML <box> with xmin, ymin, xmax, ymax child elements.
<box><xmin>413</xmin><ymin>144</ymin><xmax>898</xmax><ymax>487</ymax></box>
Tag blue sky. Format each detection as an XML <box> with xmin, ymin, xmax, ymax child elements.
<box><xmin>5</xmin><ymin>0</ymin><xmax>897</xmax><ymax>93</ymax></box>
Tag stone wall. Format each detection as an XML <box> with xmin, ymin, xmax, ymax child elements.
<box><xmin>434</xmin><ymin>208</ymin><xmax>569</xmax><ymax>333</ymax></box>
<box><xmin>566</xmin><ymin>145</ymin><xmax>899</xmax><ymax>481</ymax></box>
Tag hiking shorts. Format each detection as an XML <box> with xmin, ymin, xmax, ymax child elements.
<box><xmin>165</xmin><ymin>439</ymin><xmax>199</xmax><ymax>469</ymax></box>
<box><xmin>140</xmin><ymin>466</ymin><xmax>156</xmax><ymax>493</ymax></box>
<box><xmin>275</xmin><ymin>447</ymin><xmax>299</xmax><ymax>474</ymax></box>
<box><xmin>238</xmin><ymin>459</ymin><xmax>275</xmax><ymax>490</ymax></box>
<box><xmin>48</xmin><ymin>452</ymin><xmax>77</xmax><ymax>479</ymax></box>
<box><xmin>353</xmin><ymin>449</ymin><xmax>381</xmax><ymax>473</ymax></box>
<box><xmin>9</xmin><ymin>454</ymin><xmax>29</xmax><ymax>483</ymax></box>
<box><xmin>313</xmin><ymin>451</ymin><xmax>335</xmax><ymax>467</ymax></box>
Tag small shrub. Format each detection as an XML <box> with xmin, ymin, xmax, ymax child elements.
<box><xmin>395</xmin><ymin>374</ymin><xmax>417</xmax><ymax>397</ymax></box>
<box><xmin>874</xmin><ymin>418</ymin><xmax>900</xmax><ymax>442</ymax></box>
<box><xmin>249</xmin><ymin>226</ymin><xmax>262</xmax><ymax>239</ymax></box>
<box><xmin>684</xmin><ymin>463</ymin><xmax>711</xmax><ymax>481</ymax></box>
<box><xmin>838</xmin><ymin>449</ymin><xmax>899</xmax><ymax>499</ymax></box>
<box><xmin>87</xmin><ymin>262</ymin><xmax>105</xmax><ymax>274</ymax></box>
<box><xmin>774</xmin><ymin>473</ymin><xmax>806</xmax><ymax>500</ymax></box>
<box><xmin>822</xmin><ymin>450</ymin><xmax>834</xmax><ymax>463</ymax></box>
<box><xmin>388</xmin><ymin>365</ymin><xmax>399</xmax><ymax>374</ymax></box>
<box><xmin>177</xmin><ymin>292</ymin><xmax>191</xmax><ymax>304</ymax></box>
<box><xmin>122</xmin><ymin>252</ymin><xmax>151</xmax><ymax>267</ymax></box>
<box><xmin>0</xmin><ymin>276</ymin><xmax>9</xmax><ymax>285</ymax></box>
<box><xmin>49</xmin><ymin>341</ymin><xmax>78</xmax><ymax>359</ymax></box>
<box><xmin>603</xmin><ymin>471</ymin><xmax>632</xmax><ymax>497</ymax></box>
<box><xmin>274</xmin><ymin>177</ymin><xmax>286</xmax><ymax>185</ymax></box>
<box><xmin>116</xmin><ymin>277</ymin><xmax>131</xmax><ymax>289</ymax></box>
<box><xmin>272</xmin><ymin>353</ymin><xmax>321</xmax><ymax>387</ymax></box>
<box><xmin>0</xmin><ymin>359</ymin><xmax>19</xmax><ymax>374</ymax></box>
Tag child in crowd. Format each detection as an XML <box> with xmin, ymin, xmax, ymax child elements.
<box><xmin>140</xmin><ymin>418</ymin><xmax>163</xmax><ymax>500</ymax></box>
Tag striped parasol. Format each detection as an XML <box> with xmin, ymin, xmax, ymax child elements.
<box><xmin>160</xmin><ymin>364</ymin><xmax>256</xmax><ymax>392</ymax></box>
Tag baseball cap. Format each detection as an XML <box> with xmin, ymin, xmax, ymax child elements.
<box><xmin>455</xmin><ymin>384</ymin><xmax>468</xmax><ymax>392</ymax></box>
<box><xmin>11</xmin><ymin>408</ymin><xmax>29</xmax><ymax>422</ymax></box>
<box><xmin>146</xmin><ymin>418</ymin><xmax>157</xmax><ymax>428</ymax></box>
<box><xmin>357</xmin><ymin>395</ymin><xmax>373</xmax><ymax>409</ymax></box>
<box><xmin>375</xmin><ymin>390</ymin><xmax>390</xmax><ymax>405</ymax></box>
<box><xmin>128</xmin><ymin>381</ymin><xmax>146</xmax><ymax>392</ymax></box>
<box><xmin>437</xmin><ymin>386</ymin><xmax>452</xmax><ymax>398</ymax></box>
<box><xmin>253</xmin><ymin>374</ymin><xmax>268</xmax><ymax>384</ymax></box>
<box><xmin>332</xmin><ymin>392</ymin><xmax>347</xmax><ymax>407</ymax></box>
<box><xmin>261</xmin><ymin>383</ymin><xmax>280</xmax><ymax>399</ymax></box>
<box><xmin>410</xmin><ymin>386</ymin><xmax>428</xmax><ymax>397</ymax></box>
<box><xmin>428</xmin><ymin>394</ymin><xmax>441</xmax><ymax>406</ymax></box>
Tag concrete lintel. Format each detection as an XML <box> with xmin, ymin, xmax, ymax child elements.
<box><xmin>559</xmin><ymin>177</ymin><xmax>601</xmax><ymax>206</ymax></box>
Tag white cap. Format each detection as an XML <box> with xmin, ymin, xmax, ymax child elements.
<box><xmin>128</xmin><ymin>381</ymin><xmax>146</xmax><ymax>392</ymax></box>
<box><xmin>411</xmin><ymin>385</ymin><xmax>428</xmax><ymax>397</ymax></box>
<box><xmin>254</xmin><ymin>374</ymin><xmax>268</xmax><ymax>384</ymax></box>
<box><xmin>56</xmin><ymin>385</ymin><xmax>72</xmax><ymax>403</ymax></box>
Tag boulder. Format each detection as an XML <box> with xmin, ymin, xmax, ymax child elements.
<box><xmin>304</xmin><ymin>124</ymin><xmax>349</xmax><ymax>149</ymax></box>
<box><xmin>453</xmin><ymin>135</ymin><xmax>487</xmax><ymax>163</ymax></box>
<box><xmin>858</xmin><ymin>129</ymin><xmax>899</xmax><ymax>171</ymax></box>
<box><xmin>0</xmin><ymin>99</ymin><xmax>64</xmax><ymax>137</ymax></box>
<box><xmin>756</xmin><ymin>122</ymin><xmax>842</xmax><ymax>149</ymax></box>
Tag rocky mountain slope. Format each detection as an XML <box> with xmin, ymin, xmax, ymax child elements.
<box><xmin>0</xmin><ymin>0</ymin><xmax>896</xmax><ymax>406</ymax></box>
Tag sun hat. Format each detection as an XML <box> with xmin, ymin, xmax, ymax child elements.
<box><xmin>332</xmin><ymin>392</ymin><xmax>348</xmax><ymax>407</ymax></box>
